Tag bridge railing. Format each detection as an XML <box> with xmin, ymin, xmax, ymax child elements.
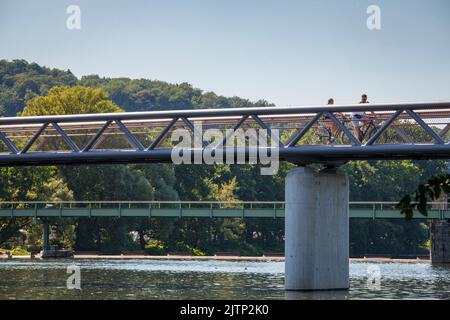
<box><xmin>0</xmin><ymin>200</ymin><xmax>447</xmax><ymax>210</ymax></box>
<box><xmin>1</xmin><ymin>200</ymin><xmax>449</xmax><ymax>218</ymax></box>
<box><xmin>0</xmin><ymin>200</ymin><xmax>286</xmax><ymax>210</ymax></box>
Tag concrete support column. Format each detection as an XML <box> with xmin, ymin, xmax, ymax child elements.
<box><xmin>285</xmin><ymin>167</ymin><xmax>349</xmax><ymax>291</ymax></box>
<box><xmin>430</xmin><ymin>220</ymin><xmax>450</xmax><ymax>264</ymax></box>
<box><xmin>42</xmin><ymin>221</ymin><xmax>50</xmax><ymax>252</ymax></box>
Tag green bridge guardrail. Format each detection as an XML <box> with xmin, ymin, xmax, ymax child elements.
<box><xmin>0</xmin><ymin>201</ymin><xmax>449</xmax><ymax>219</ymax></box>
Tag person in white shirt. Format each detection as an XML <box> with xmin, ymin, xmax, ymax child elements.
<box><xmin>351</xmin><ymin>94</ymin><xmax>372</xmax><ymax>142</ymax></box>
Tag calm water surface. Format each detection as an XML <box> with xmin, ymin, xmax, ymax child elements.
<box><xmin>0</xmin><ymin>259</ymin><xmax>449</xmax><ymax>299</ymax></box>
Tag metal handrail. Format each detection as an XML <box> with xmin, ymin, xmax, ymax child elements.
<box><xmin>1</xmin><ymin>200</ymin><xmax>447</xmax><ymax>219</ymax></box>
<box><xmin>0</xmin><ymin>200</ymin><xmax>447</xmax><ymax>207</ymax></box>
<box><xmin>2</xmin><ymin>101</ymin><xmax>450</xmax><ymax>125</ymax></box>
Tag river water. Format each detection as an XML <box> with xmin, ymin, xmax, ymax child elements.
<box><xmin>0</xmin><ymin>259</ymin><xmax>449</xmax><ymax>299</ymax></box>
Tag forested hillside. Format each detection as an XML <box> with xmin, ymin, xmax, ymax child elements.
<box><xmin>0</xmin><ymin>59</ymin><xmax>270</xmax><ymax>117</ymax></box>
<box><xmin>0</xmin><ymin>59</ymin><xmax>446</xmax><ymax>256</ymax></box>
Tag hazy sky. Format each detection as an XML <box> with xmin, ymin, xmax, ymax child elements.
<box><xmin>1</xmin><ymin>0</ymin><xmax>449</xmax><ymax>105</ymax></box>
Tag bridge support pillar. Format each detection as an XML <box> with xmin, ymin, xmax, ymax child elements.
<box><xmin>285</xmin><ymin>167</ymin><xmax>349</xmax><ymax>291</ymax></box>
<box><xmin>42</xmin><ymin>221</ymin><xmax>50</xmax><ymax>253</ymax></box>
<box><xmin>430</xmin><ymin>220</ymin><xmax>450</xmax><ymax>264</ymax></box>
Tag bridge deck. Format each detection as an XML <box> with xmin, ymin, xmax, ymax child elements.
<box><xmin>0</xmin><ymin>201</ymin><xmax>448</xmax><ymax>219</ymax></box>
<box><xmin>1</xmin><ymin>101</ymin><xmax>450</xmax><ymax>165</ymax></box>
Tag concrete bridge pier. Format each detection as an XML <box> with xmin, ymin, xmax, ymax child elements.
<box><xmin>430</xmin><ymin>220</ymin><xmax>450</xmax><ymax>264</ymax></box>
<box><xmin>40</xmin><ymin>222</ymin><xmax>73</xmax><ymax>258</ymax></box>
<box><xmin>285</xmin><ymin>166</ymin><xmax>349</xmax><ymax>291</ymax></box>
<box><xmin>42</xmin><ymin>221</ymin><xmax>50</xmax><ymax>253</ymax></box>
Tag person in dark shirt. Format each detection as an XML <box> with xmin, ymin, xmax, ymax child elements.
<box><xmin>324</xmin><ymin>98</ymin><xmax>346</xmax><ymax>140</ymax></box>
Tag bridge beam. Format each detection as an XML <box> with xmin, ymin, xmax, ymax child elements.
<box><xmin>285</xmin><ymin>166</ymin><xmax>349</xmax><ymax>291</ymax></box>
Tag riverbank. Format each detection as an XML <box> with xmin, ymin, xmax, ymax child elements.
<box><xmin>0</xmin><ymin>254</ymin><xmax>431</xmax><ymax>263</ymax></box>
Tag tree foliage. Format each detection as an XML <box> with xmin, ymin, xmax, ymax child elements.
<box><xmin>397</xmin><ymin>174</ymin><xmax>450</xmax><ymax>220</ymax></box>
<box><xmin>0</xmin><ymin>59</ymin><xmax>77</xmax><ymax>116</ymax></box>
<box><xmin>21</xmin><ymin>85</ymin><xmax>122</xmax><ymax>116</ymax></box>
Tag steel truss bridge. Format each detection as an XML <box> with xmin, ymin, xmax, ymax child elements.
<box><xmin>0</xmin><ymin>101</ymin><xmax>450</xmax><ymax>166</ymax></box>
<box><xmin>0</xmin><ymin>201</ymin><xmax>448</xmax><ymax>219</ymax></box>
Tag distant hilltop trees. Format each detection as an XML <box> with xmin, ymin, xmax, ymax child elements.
<box><xmin>0</xmin><ymin>59</ymin><xmax>271</xmax><ymax>117</ymax></box>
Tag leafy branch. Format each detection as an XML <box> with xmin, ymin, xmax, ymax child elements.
<box><xmin>397</xmin><ymin>174</ymin><xmax>450</xmax><ymax>220</ymax></box>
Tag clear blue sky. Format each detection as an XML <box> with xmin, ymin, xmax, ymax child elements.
<box><xmin>1</xmin><ymin>0</ymin><xmax>449</xmax><ymax>105</ymax></box>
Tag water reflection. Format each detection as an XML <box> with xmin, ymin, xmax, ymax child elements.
<box><xmin>0</xmin><ymin>259</ymin><xmax>449</xmax><ymax>300</ymax></box>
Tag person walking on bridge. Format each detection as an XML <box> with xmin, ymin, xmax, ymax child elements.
<box><xmin>324</xmin><ymin>98</ymin><xmax>346</xmax><ymax>140</ymax></box>
<box><xmin>351</xmin><ymin>94</ymin><xmax>375</xmax><ymax>142</ymax></box>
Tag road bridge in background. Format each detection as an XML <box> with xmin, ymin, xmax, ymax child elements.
<box><xmin>0</xmin><ymin>201</ymin><xmax>448</xmax><ymax>219</ymax></box>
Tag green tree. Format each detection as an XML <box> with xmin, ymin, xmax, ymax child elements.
<box><xmin>19</xmin><ymin>85</ymin><xmax>154</xmax><ymax>253</ymax></box>
<box><xmin>21</xmin><ymin>85</ymin><xmax>122</xmax><ymax>116</ymax></box>
<box><xmin>344</xmin><ymin>160</ymin><xmax>422</xmax><ymax>201</ymax></box>
<box><xmin>0</xmin><ymin>59</ymin><xmax>77</xmax><ymax>116</ymax></box>
<box><xmin>0</xmin><ymin>166</ymin><xmax>58</xmax><ymax>246</ymax></box>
